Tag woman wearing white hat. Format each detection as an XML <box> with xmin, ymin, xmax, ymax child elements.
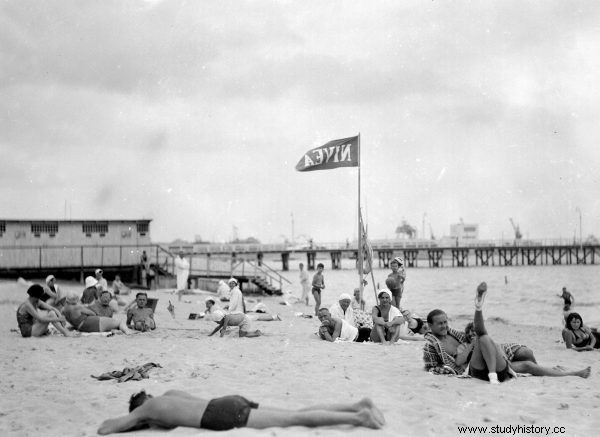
<box><xmin>370</xmin><ymin>289</ymin><xmax>404</xmax><ymax>345</ymax></box>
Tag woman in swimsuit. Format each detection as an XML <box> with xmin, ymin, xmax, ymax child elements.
<box><xmin>562</xmin><ymin>313</ymin><xmax>600</xmax><ymax>351</ymax></box>
<box><xmin>63</xmin><ymin>293</ymin><xmax>131</xmax><ymax>334</ymax></box>
<box><xmin>16</xmin><ymin>284</ymin><xmax>72</xmax><ymax>337</ymax></box>
<box><xmin>370</xmin><ymin>289</ymin><xmax>404</xmax><ymax>345</ymax></box>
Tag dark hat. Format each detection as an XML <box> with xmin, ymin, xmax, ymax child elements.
<box><xmin>27</xmin><ymin>284</ymin><xmax>46</xmax><ymax>299</ymax></box>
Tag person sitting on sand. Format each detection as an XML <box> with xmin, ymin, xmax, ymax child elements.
<box><xmin>81</xmin><ymin>276</ymin><xmax>100</xmax><ymax>304</ymax></box>
<box><xmin>16</xmin><ymin>284</ymin><xmax>72</xmax><ymax>337</ymax></box>
<box><xmin>126</xmin><ymin>292</ymin><xmax>156</xmax><ymax>332</ymax></box>
<box><xmin>329</xmin><ymin>293</ymin><xmax>355</xmax><ymax>326</ymax></box>
<box><xmin>317</xmin><ymin>308</ymin><xmax>371</xmax><ymax>343</ymax></box>
<box><xmin>97</xmin><ymin>389</ymin><xmax>385</xmax><ymax>434</ymax></box>
<box><xmin>227</xmin><ymin>278</ymin><xmax>246</xmax><ymax>314</ymax></box>
<box><xmin>112</xmin><ymin>275</ymin><xmax>131</xmax><ymax>296</ymax></box>
<box><xmin>423</xmin><ymin>282</ymin><xmax>591</xmax><ymax>383</ymax></box>
<box><xmin>89</xmin><ymin>289</ymin><xmax>116</xmax><ymax>318</ymax></box>
<box><xmin>43</xmin><ymin>275</ymin><xmax>67</xmax><ymax>307</ymax></box>
<box><xmin>63</xmin><ymin>292</ymin><xmax>131</xmax><ymax>334</ymax></box>
<box><xmin>207</xmin><ymin>308</ymin><xmax>261</xmax><ymax>338</ymax></box>
<box><xmin>562</xmin><ymin>313</ymin><xmax>600</xmax><ymax>351</ymax></box>
<box><xmin>370</xmin><ymin>289</ymin><xmax>404</xmax><ymax>345</ymax></box>
<box><xmin>95</xmin><ymin>268</ymin><xmax>109</xmax><ymax>292</ymax></box>
<box><xmin>246</xmin><ymin>301</ymin><xmax>282</xmax><ymax>321</ymax></box>
<box><xmin>351</xmin><ymin>287</ymin><xmax>373</xmax><ymax>329</ymax></box>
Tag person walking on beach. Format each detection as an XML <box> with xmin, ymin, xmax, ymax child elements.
<box><xmin>311</xmin><ymin>263</ymin><xmax>325</xmax><ymax>316</ymax></box>
<box><xmin>299</xmin><ymin>262</ymin><xmax>310</xmax><ymax>306</ymax></box>
<box><xmin>175</xmin><ymin>251</ymin><xmax>190</xmax><ymax>301</ymax></box>
<box><xmin>558</xmin><ymin>286</ymin><xmax>574</xmax><ymax>322</ymax></box>
<box><xmin>423</xmin><ymin>282</ymin><xmax>591</xmax><ymax>383</ymax></box>
<box><xmin>97</xmin><ymin>389</ymin><xmax>385</xmax><ymax>434</ymax></box>
<box><xmin>387</xmin><ymin>257</ymin><xmax>406</xmax><ymax>308</ymax></box>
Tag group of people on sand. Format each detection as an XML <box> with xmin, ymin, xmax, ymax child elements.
<box><xmin>16</xmin><ymin>270</ymin><xmax>158</xmax><ymax>338</ymax></box>
<box><xmin>309</xmin><ymin>258</ymin><xmax>592</xmax><ymax>386</ymax></box>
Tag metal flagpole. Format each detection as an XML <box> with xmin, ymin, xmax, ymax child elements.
<box><xmin>357</xmin><ymin>133</ymin><xmax>364</xmax><ymax>302</ymax></box>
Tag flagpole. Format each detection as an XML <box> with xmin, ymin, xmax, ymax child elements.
<box><xmin>357</xmin><ymin>133</ymin><xmax>364</xmax><ymax>302</ymax></box>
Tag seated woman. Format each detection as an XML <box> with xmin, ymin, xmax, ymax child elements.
<box><xmin>351</xmin><ymin>288</ymin><xmax>373</xmax><ymax>329</ymax></box>
<box><xmin>16</xmin><ymin>284</ymin><xmax>72</xmax><ymax>337</ymax></box>
<box><xmin>369</xmin><ymin>289</ymin><xmax>404</xmax><ymax>345</ymax></box>
<box><xmin>562</xmin><ymin>312</ymin><xmax>600</xmax><ymax>351</ymax></box>
<box><xmin>63</xmin><ymin>293</ymin><xmax>131</xmax><ymax>334</ymax></box>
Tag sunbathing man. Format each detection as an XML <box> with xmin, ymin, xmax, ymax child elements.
<box><xmin>98</xmin><ymin>389</ymin><xmax>385</xmax><ymax>434</ymax></box>
<box><xmin>126</xmin><ymin>292</ymin><xmax>156</xmax><ymax>332</ymax></box>
<box><xmin>63</xmin><ymin>293</ymin><xmax>131</xmax><ymax>334</ymax></box>
<box><xmin>423</xmin><ymin>282</ymin><xmax>591</xmax><ymax>383</ymax></box>
<box><xmin>317</xmin><ymin>308</ymin><xmax>371</xmax><ymax>342</ymax></box>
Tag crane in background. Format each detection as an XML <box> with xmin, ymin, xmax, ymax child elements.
<box><xmin>509</xmin><ymin>218</ymin><xmax>522</xmax><ymax>240</ymax></box>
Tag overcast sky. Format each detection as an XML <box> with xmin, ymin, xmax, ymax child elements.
<box><xmin>1</xmin><ymin>0</ymin><xmax>599</xmax><ymax>244</ymax></box>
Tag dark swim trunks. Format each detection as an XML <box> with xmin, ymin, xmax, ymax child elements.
<box><xmin>200</xmin><ymin>395</ymin><xmax>259</xmax><ymax>430</ymax></box>
<box><xmin>16</xmin><ymin>307</ymin><xmax>34</xmax><ymax>337</ymax></box>
<box><xmin>469</xmin><ymin>361</ymin><xmax>513</xmax><ymax>382</ymax></box>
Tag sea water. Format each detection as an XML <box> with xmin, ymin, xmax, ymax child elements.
<box><xmin>275</xmin><ymin>260</ymin><xmax>600</xmax><ymax>329</ymax></box>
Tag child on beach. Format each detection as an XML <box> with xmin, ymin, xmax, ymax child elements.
<box><xmin>311</xmin><ymin>263</ymin><xmax>325</xmax><ymax>316</ymax></box>
<box><xmin>387</xmin><ymin>257</ymin><xmax>406</xmax><ymax>308</ymax></box>
<box><xmin>126</xmin><ymin>292</ymin><xmax>156</xmax><ymax>332</ymax></box>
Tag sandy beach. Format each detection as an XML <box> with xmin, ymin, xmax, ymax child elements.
<box><xmin>1</xmin><ymin>279</ymin><xmax>598</xmax><ymax>437</ymax></box>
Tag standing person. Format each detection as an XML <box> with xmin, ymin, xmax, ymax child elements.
<box><xmin>299</xmin><ymin>263</ymin><xmax>310</xmax><ymax>306</ymax></box>
<box><xmin>175</xmin><ymin>251</ymin><xmax>190</xmax><ymax>301</ymax></box>
<box><xmin>140</xmin><ymin>250</ymin><xmax>149</xmax><ymax>287</ymax></box>
<box><xmin>16</xmin><ymin>284</ymin><xmax>72</xmax><ymax>337</ymax></box>
<box><xmin>386</xmin><ymin>257</ymin><xmax>406</xmax><ymax>309</ymax></box>
<box><xmin>311</xmin><ymin>263</ymin><xmax>325</xmax><ymax>316</ymax></box>
<box><xmin>558</xmin><ymin>286</ymin><xmax>574</xmax><ymax>322</ymax></box>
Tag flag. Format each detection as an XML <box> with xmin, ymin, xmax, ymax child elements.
<box><xmin>295</xmin><ymin>135</ymin><xmax>359</xmax><ymax>172</ymax></box>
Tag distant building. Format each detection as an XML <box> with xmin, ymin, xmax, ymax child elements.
<box><xmin>450</xmin><ymin>220</ymin><xmax>479</xmax><ymax>240</ymax></box>
<box><xmin>0</xmin><ymin>219</ymin><xmax>151</xmax><ymax>246</ymax></box>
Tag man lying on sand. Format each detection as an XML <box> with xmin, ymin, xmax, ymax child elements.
<box><xmin>97</xmin><ymin>389</ymin><xmax>385</xmax><ymax>434</ymax></box>
<box><xmin>423</xmin><ymin>282</ymin><xmax>591</xmax><ymax>383</ymax></box>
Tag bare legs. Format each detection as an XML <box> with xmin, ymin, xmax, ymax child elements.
<box><xmin>509</xmin><ymin>361</ymin><xmax>590</xmax><ymax>378</ymax></box>
<box><xmin>98</xmin><ymin>317</ymin><xmax>132</xmax><ymax>335</ymax></box>
<box><xmin>312</xmin><ymin>290</ymin><xmax>321</xmax><ymax>316</ymax></box>
<box><xmin>246</xmin><ymin>397</ymin><xmax>385</xmax><ymax>429</ymax></box>
<box><xmin>469</xmin><ymin>282</ymin><xmax>507</xmax><ymax>384</ymax></box>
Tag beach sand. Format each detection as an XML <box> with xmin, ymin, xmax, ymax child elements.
<box><xmin>1</xmin><ymin>280</ymin><xmax>597</xmax><ymax>436</ymax></box>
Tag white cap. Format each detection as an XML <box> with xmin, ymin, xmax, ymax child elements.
<box><xmin>339</xmin><ymin>293</ymin><xmax>352</xmax><ymax>301</ymax></box>
<box><xmin>45</xmin><ymin>275</ymin><xmax>56</xmax><ymax>284</ymax></box>
<box><xmin>228</xmin><ymin>277</ymin><xmax>238</xmax><ymax>285</ymax></box>
<box><xmin>377</xmin><ymin>289</ymin><xmax>392</xmax><ymax>299</ymax></box>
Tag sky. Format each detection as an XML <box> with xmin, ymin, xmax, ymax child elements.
<box><xmin>1</xmin><ymin>0</ymin><xmax>599</xmax><ymax>244</ymax></box>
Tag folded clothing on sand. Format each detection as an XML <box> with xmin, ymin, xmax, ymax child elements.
<box><xmin>91</xmin><ymin>362</ymin><xmax>162</xmax><ymax>383</ymax></box>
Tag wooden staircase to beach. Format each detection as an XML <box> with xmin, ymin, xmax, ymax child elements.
<box><xmin>250</xmin><ymin>276</ymin><xmax>281</xmax><ymax>295</ymax></box>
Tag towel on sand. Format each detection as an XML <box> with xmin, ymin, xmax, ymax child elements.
<box><xmin>91</xmin><ymin>362</ymin><xmax>162</xmax><ymax>383</ymax></box>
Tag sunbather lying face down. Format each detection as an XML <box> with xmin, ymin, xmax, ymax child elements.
<box><xmin>97</xmin><ymin>389</ymin><xmax>386</xmax><ymax>434</ymax></box>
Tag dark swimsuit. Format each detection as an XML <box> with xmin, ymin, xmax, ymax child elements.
<box><xmin>408</xmin><ymin>317</ymin><xmax>424</xmax><ymax>334</ymax></box>
<box><xmin>571</xmin><ymin>329</ymin><xmax>600</xmax><ymax>349</ymax></box>
<box><xmin>469</xmin><ymin>363</ymin><xmax>513</xmax><ymax>382</ymax></box>
<box><xmin>16</xmin><ymin>304</ymin><xmax>34</xmax><ymax>338</ymax></box>
<box><xmin>200</xmin><ymin>395</ymin><xmax>259</xmax><ymax>430</ymax></box>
